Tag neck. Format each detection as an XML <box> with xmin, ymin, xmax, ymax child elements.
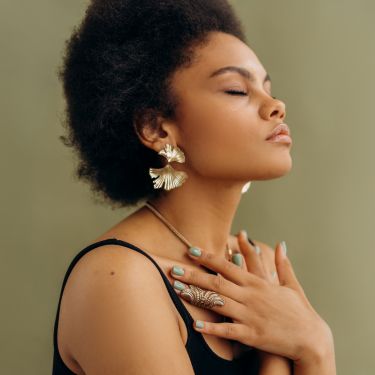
<box><xmin>145</xmin><ymin>176</ymin><xmax>247</xmax><ymax>256</ymax></box>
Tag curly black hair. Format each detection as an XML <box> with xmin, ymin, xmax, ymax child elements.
<box><xmin>58</xmin><ymin>0</ymin><xmax>247</xmax><ymax>208</ymax></box>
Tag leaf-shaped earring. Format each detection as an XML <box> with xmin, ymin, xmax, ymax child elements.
<box><xmin>149</xmin><ymin>143</ymin><xmax>188</xmax><ymax>190</ymax></box>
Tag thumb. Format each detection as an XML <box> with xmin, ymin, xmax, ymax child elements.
<box><xmin>275</xmin><ymin>242</ymin><xmax>308</xmax><ymax>300</ymax></box>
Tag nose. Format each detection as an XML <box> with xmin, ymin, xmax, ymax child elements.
<box><xmin>259</xmin><ymin>97</ymin><xmax>286</xmax><ymax>121</ymax></box>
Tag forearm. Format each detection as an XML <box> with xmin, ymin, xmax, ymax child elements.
<box><xmin>258</xmin><ymin>352</ymin><xmax>293</xmax><ymax>375</ymax></box>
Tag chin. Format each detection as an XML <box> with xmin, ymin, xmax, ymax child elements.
<box><xmin>256</xmin><ymin>155</ymin><xmax>293</xmax><ymax>180</ymax></box>
<box><xmin>272</xmin><ymin>156</ymin><xmax>293</xmax><ymax>178</ymax></box>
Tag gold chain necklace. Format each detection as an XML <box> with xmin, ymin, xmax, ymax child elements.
<box><xmin>144</xmin><ymin>201</ymin><xmax>233</xmax><ymax>262</ymax></box>
<box><xmin>144</xmin><ymin>201</ymin><xmax>233</xmax><ymax>324</ymax></box>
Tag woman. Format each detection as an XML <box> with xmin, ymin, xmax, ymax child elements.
<box><xmin>52</xmin><ymin>0</ymin><xmax>336</xmax><ymax>374</ymax></box>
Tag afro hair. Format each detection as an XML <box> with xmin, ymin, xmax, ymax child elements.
<box><xmin>58</xmin><ymin>0</ymin><xmax>247</xmax><ymax>208</ymax></box>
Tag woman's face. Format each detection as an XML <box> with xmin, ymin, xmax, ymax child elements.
<box><xmin>169</xmin><ymin>31</ymin><xmax>292</xmax><ymax>182</ymax></box>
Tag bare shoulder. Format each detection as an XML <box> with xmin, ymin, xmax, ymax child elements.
<box><xmin>60</xmin><ymin>244</ymin><xmax>194</xmax><ymax>375</ymax></box>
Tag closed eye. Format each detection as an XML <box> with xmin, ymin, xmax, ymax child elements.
<box><xmin>225</xmin><ymin>90</ymin><xmax>247</xmax><ymax>96</ymax></box>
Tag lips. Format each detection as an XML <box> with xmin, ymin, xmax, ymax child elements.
<box><xmin>266</xmin><ymin>123</ymin><xmax>290</xmax><ymax>140</ymax></box>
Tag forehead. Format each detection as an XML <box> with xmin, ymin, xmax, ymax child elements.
<box><xmin>174</xmin><ymin>31</ymin><xmax>267</xmax><ymax>84</ymax></box>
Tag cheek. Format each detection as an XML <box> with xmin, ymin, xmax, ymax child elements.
<box><xmin>178</xmin><ymin>95</ymin><xmax>262</xmax><ymax>177</ymax></box>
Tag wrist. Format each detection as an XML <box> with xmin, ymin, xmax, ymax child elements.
<box><xmin>293</xmin><ymin>348</ymin><xmax>336</xmax><ymax>375</ymax></box>
<box><xmin>300</xmin><ymin>316</ymin><xmax>335</xmax><ymax>361</ymax></box>
<box><xmin>295</xmin><ymin>323</ymin><xmax>336</xmax><ymax>374</ymax></box>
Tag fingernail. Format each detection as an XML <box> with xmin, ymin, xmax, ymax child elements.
<box><xmin>172</xmin><ymin>265</ymin><xmax>185</xmax><ymax>276</ymax></box>
<box><xmin>280</xmin><ymin>241</ymin><xmax>287</xmax><ymax>256</ymax></box>
<box><xmin>189</xmin><ymin>246</ymin><xmax>202</xmax><ymax>257</ymax></box>
<box><xmin>240</xmin><ymin>229</ymin><xmax>248</xmax><ymax>238</ymax></box>
<box><xmin>254</xmin><ymin>245</ymin><xmax>261</xmax><ymax>255</ymax></box>
<box><xmin>232</xmin><ymin>253</ymin><xmax>243</xmax><ymax>267</ymax></box>
<box><xmin>195</xmin><ymin>320</ymin><xmax>205</xmax><ymax>329</ymax></box>
<box><xmin>173</xmin><ymin>280</ymin><xmax>186</xmax><ymax>291</ymax></box>
<box><xmin>271</xmin><ymin>271</ymin><xmax>277</xmax><ymax>279</ymax></box>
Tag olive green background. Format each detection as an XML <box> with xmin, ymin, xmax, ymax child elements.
<box><xmin>1</xmin><ymin>0</ymin><xmax>373</xmax><ymax>373</ymax></box>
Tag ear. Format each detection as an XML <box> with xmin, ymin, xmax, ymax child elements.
<box><xmin>133</xmin><ymin>109</ymin><xmax>179</xmax><ymax>152</ymax></box>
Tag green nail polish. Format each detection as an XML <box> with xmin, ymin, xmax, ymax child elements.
<box><xmin>232</xmin><ymin>253</ymin><xmax>243</xmax><ymax>267</ymax></box>
<box><xmin>281</xmin><ymin>241</ymin><xmax>287</xmax><ymax>256</ymax></box>
<box><xmin>271</xmin><ymin>271</ymin><xmax>277</xmax><ymax>279</ymax></box>
<box><xmin>172</xmin><ymin>265</ymin><xmax>185</xmax><ymax>276</ymax></box>
<box><xmin>189</xmin><ymin>246</ymin><xmax>202</xmax><ymax>257</ymax></box>
<box><xmin>173</xmin><ymin>280</ymin><xmax>186</xmax><ymax>291</ymax></box>
<box><xmin>254</xmin><ymin>245</ymin><xmax>261</xmax><ymax>254</ymax></box>
<box><xmin>196</xmin><ymin>320</ymin><xmax>204</xmax><ymax>329</ymax></box>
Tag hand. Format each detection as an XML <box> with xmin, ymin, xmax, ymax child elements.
<box><xmin>170</xmin><ymin>233</ymin><xmax>334</xmax><ymax>363</ymax></box>
<box><xmin>231</xmin><ymin>232</ymin><xmax>293</xmax><ymax>372</ymax></box>
<box><xmin>228</xmin><ymin>232</ymin><xmax>289</xmax><ymax>366</ymax></box>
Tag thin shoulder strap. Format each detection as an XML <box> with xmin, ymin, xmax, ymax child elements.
<box><xmin>106</xmin><ymin>238</ymin><xmax>194</xmax><ymax>324</ymax></box>
<box><xmin>53</xmin><ymin>238</ymin><xmax>194</xmax><ymax>350</ymax></box>
<box><xmin>54</xmin><ymin>235</ymin><xmax>257</xmax><ymax>347</ymax></box>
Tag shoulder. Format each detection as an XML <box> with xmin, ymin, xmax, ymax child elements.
<box><xmin>60</xmin><ymin>243</ymin><xmax>191</xmax><ymax>373</ymax></box>
<box><xmin>71</xmin><ymin>241</ymin><xmax>162</xmax><ymax>276</ymax></box>
<box><xmin>64</xmin><ymin>242</ymin><xmax>170</xmax><ymax>299</ymax></box>
<box><xmin>64</xmin><ymin>242</ymin><xmax>176</xmax><ymax>318</ymax></box>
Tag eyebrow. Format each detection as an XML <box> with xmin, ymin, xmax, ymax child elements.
<box><xmin>209</xmin><ymin>66</ymin><xmax>271</xmax><ymax>84</ymax></box>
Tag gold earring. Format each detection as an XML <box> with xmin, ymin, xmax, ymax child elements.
<box><xmin>149</xmin><ymin>143</ymin><xmax>188</xmax><ymax>190</ymax></box>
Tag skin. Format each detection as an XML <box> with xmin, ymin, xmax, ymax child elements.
<box><xmin>56</xmin><ymin>31</ymin><xmax>336</xmax><ymax>374</ymax></box>
<box><xmin>135</xmin><ymin>31</ymin><xmax>291</xmax><ymax>260</ymax></box>
<box><xmin>137</xmin><ymin>30</ymin><xmax>294</xmax><ymax>370</ymax></box>
<box><xmin>170</xmin><ymin>234</ymin><xmax>336</xmax><ymax>374</ymax></box>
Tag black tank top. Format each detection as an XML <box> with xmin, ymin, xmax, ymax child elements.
<box><xmin>52</xmin><ymin>237</ymin><xmax>260</xmax><ymax>374</ymax></box>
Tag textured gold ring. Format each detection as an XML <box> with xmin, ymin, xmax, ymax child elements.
<box><xmin>180</xmin><ymin>285</ymin><xmax>225</xmax><ymax>308</ymax></box>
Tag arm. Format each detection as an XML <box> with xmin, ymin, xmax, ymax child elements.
<box><xmin>257</xmin><ymin>344</ymin><xmax>336</xmax><ymax>375</ymax></box>
<box><xmin>258</xmin><ymin>351</ymin><xmax>293</xmax><ymax>374</ymax></box>
<box><xmin>65</xmin><ymin>245</ymin><xmax>195</xmax><ymax>375</ymax></box>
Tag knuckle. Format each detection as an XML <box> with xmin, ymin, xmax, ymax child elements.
<box><xmin>189</xmin><ymin>270</ymin><xmax>199</xmax><ymax>283</ymax></box>
<box><xmin>224</xmin><ymin>324</ymin><xmax>236</xmax><ymax>338</ymax></box>
<box><xmin>222</xmin><ymin>260</ymin><xmax>235</xmax><ymax>273</ymax></box>
<box><xmin>251</xmin><ymin>323</ymin><xmax>265</xmax><ymax>346</ymax></box>
<box><xmin>212</xmin><ymin>274</ymin><xmax>224</xmax><ymax>291</ymax></box>
<box><xmin>204</xmin><ymin>252</ymin><xmax>215</xmax><ymax>262</ymax></box>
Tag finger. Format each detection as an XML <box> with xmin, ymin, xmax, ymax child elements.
<box><xmin>255</xmin><ymin>243</ymin><xmax>278</xmax><ymax>284</ymax></box>
<box><xmin>186</xmin><ymin>246</ymin><xmax>263</xmax><ymax>287</ymax></box>
<box><xmin>237</xmin><ymin>231</ymin><xmax>267</xmax><ymax>279</ymax></box>
<box><xmin>192</xmin><ymin>320</ymin><xmax>255</xmax><ymax>348</ymax></box>
<box><xmin>270</xmin><ymin>270</ymin><xmax>279</xmax><ymax>285</ymax></box>
<box><xmin>275</xmin><ymin>242</ymin><xmax>310</xmax><ymax>303</ymax></box>
<box><xmin>227</xmin><ymin>236</ymin><xmax>248</xmax><ymax>271</ymax></box>
<box><xmin>231</xmin><ymin>251</ymin><xmax>247</xmax><ymax>271</ymax></box>
<box><xmin>170</xmin><ymin>264</ymin><xmax>244</xmax><ymax>302</ymax></box>
<box><xmin>237</xmin><ymin>232</ymin><xmax>279</xmax><ymax>285</ymax></box>
<box><xmin>172</xmin><ymin>279</ymin><xmax>246</xmax><ymax>320</ymax></box>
